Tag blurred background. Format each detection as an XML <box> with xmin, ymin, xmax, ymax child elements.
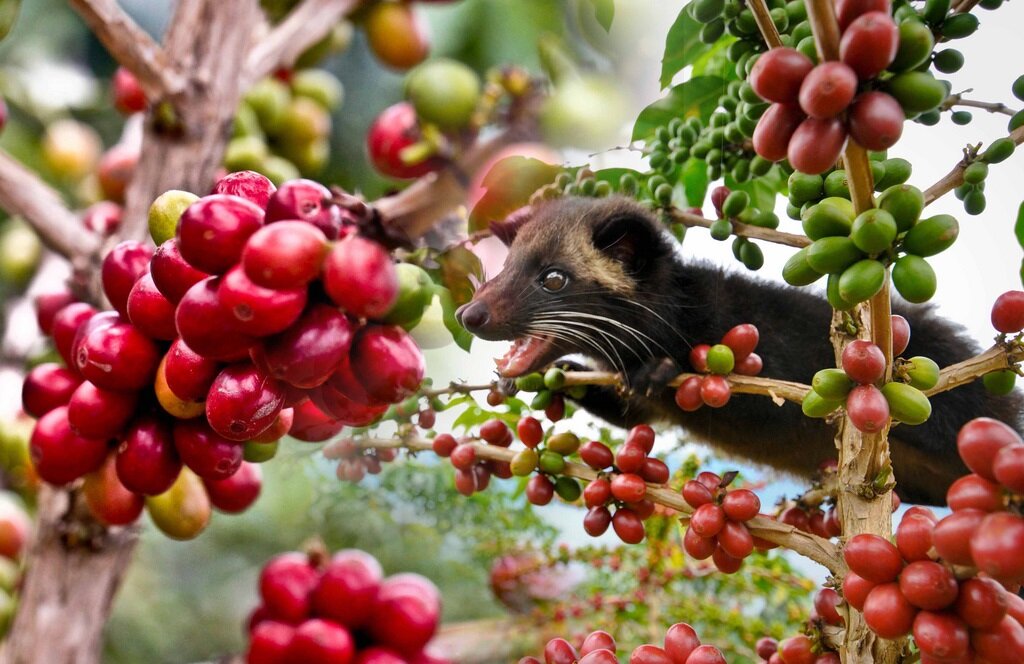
<box><xmin>0</xmin><ymin>0</ymin><xmax>1022</xmax><ymax>661</ymax></box>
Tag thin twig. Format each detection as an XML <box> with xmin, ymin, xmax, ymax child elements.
<box><xmin>924</xmin><ymin>344</ymin><xmax>1020</xmax><ymax>397</ymax></box>
<box><xmin>244</xmin><ymin>0</ymin><xmax>361</xmax><ymax>84</ymax></box>
<box><xmin>668</xmin><ymin>208</ymin><xmax>812</xmax><ymax>248</ymax></box>
<box><xmin>942</xmin><ymin>93</ymin><xmax>1018</xmax><ymax>117</ymax></box>
<box><xmin>0</xmin><ymin>150</ymin><xmax>99</xmax><ymax>260</ymax></box>
<box><xmin>352</xmin><ymin>436</ymin><xmax>844</xmax><ymax>572</ymax></box>
<box><xmin>68</xmin><ymin>0</ymin><xmax>185</xmax><ymax>100</ymax></box>
<box><xmin>924</xmin><ymin>125</ymin><xmax>1024</xmax><ymax>206</ymax></box>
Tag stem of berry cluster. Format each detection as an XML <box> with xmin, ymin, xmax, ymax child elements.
<box><xmin>924</xmin><ymin>124</ymin><xmax>1024</xmax><ymax>205</ymax></box>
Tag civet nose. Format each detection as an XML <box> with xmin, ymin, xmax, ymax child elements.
<box><xmin>456</xmin><ymin>300</ymin><xmax>491</xmax><ymax>333</ymax></box>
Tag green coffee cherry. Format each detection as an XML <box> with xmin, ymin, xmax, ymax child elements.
<box><xmin>904</xmin><ymin>356</ymin><xmax>940</xmax><ymax>391</ymax></box>
<box><xmin>543</xmin><ymin>368</ymin><xmax>567</xmax><ymax>391</ymax></box>
<box><xmin>554</xmin><ymin>476</ymin><xmax>582</xmax><ymax>502</ymax></box>
<box><xmin>839</xmin><ymin>259</ymin><xmax>887</xmax><ymax>303</ymax></box>
<box><xmin>655</xmin><ymin>183</ymin><xmax>674</xmax><ymax>206</ymax></box>
<box><xmin>802</xmin><ymin>389</ymin><xmax>843</xmax><ymax>418</ymax></box>
<box><xmin>892</xmin><ymin>255</ymin><xmax>937</xmax><ymax>303</ymax></box>
<box><xmin>963</xmin><ymin>161</ymin><xmax>989</xmax><ymax>185</ymax></box>
<box><xmin>516</xmin><ymin>373</ymin><xmax>546</xmax><ymax>392</ymax></box>
<box><xmin>933</xmin><ymin>49</ymin><xmax>964</xmax><ymax>74</ymax></box>
<box><xmin>902</xmin><ymin>214</ymin><xmax>959</xmax><ymax>257</ymax></box>
<box><xmin>982</xmin><ymin>138</ymin><xmax>1015</xmax><ymax>164</ymax></box>
<box><xmin>293</xmin><ymin>69</ymin><xmax>345</xmax><ymax>110</ymax></box>
<box><xmin>531</xmin><ymin>390</ymin><xmax>554</xmax><ymax>409</ymax></box>
<box><xmin>851</xmin><ymin>209</ymin><xmax>898</xmax><ymax>254</ymax></box>
<box><xmin>538</xmin><ymin>450</ymin><xmax>566</xmax><ymax>474</ymax></box>
<box><xmin>891</xmin><ymin>20</ymin><xmax>935</xmax><ymax>72</ymax></box>
<box><xmin>963</xmin><ymin>188</ymin><xmax>986</xmax><ymax>215</ymax></box>
<box><xmin>886</xmin><ymin>72</ymin><xmax>947</xmax><ymax>115</ymax></box>
<box><xmin>826</xmin><ymin>273</ymin><xmax>858</xmax><ymax>311</ymax></box>
<box><xmin>148</xmin><ymin>190</ymin><xmax>199</xmax><ymax>245</ymax></box>
<box><xmin>877</xmin><ymin>185</ymin><xmax>925</xmax><ymax>233</ymax></box>
<box><xmin>710</xmin><ymin>218</ymin><xmax>733</xmax><ymax>241</ymax></box>
<box><xmin>941</xmin><ymin>13</ymin><xmax>979</xmax><ymax>39</ymax></box>
<box><xmin>807</xmin><ymin>236</ymin><xmax>864</xmax><ymax>275</ymax></box>
<box><xmin>983</xmin><ymin>370</ymin><xmax>1017</xmax><ymax>396</ymax></box>
<box><xmin>783</xmin><ymin>248</ymin><xmax>824</xmax><ymax>286</ymax></box>
<box><xmin>691</xmin><ymin>0</ymin><xmax>726</xmax><ymax>22</ymax></box>
<box><xmin>813</xmin><ymin>368</ymin><xmax>855</xmax><ymax>400</ymax></box>
<box><xmin>789</xmin><ymin>172</ymin><xmax>824</xmax><ymax>204</ymax></box>
<box><xmin>547</xmin><ymin>432</ymin><xmax>580</xmax><ymax>456</ymax></box>
<box><xmin>722</xmin><ymin>191</ymin><xmax>749</xmax><ymax>217</ymax></box>
<box><xmin>922</xmin><ymin>0</ymin><xmax>951</xmax><ymax>25</ymax></box>
<box><xmin>950</xmin><ymin>111</ymin><xmax>972</xmax><ymax>126</ymax></box>
<box><xmin>875</xmin><ymin>158</ymin><xmax>913</xmax><ymax>190</ymax></box>
<box><xmin>1013</xmin><ymin>74</ymin><xmax>1024</xmax><ymax>102</ymax></box>
<box><xmin>1009</xmin><ymin>110</ymin><xmax>1024</xmax><ymax>132</ymax></box>
<box><xmin>881</xmin><ymin>382</ymin><xmax>932</xmax><ymax>425</ymax></box>
<box><xmin>706</xmin><ymin>344</ymin><xmax>736</xmax><ymax>374</ymax></box>
<box><xmin>244</xmin><ymin>440</ymin><xmax>279</xmax><ymax>463</ymax></box>
<box><xmin>802</xmin><ymin>200</ymin><xmax>855</xmax><ymax>240</ymax></box>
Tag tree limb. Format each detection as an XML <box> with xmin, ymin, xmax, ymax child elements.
<box><xmin>924</xmin><ymin>125</ymin><xmax>1024</xmax><ymax>206</ymax></box>
<box><xmin>0</xmin><ymin>149</ymin><xmax>99</xmax><ymax>260</ymax></box>
<box><xmin>245</xmin><ymin>0</ymin><xmax>361</xmax><ymax>84</ymax></box>
<box><xmin>67</xmin><ymin>0</ymin><xmax>185</xmax><ymax>100</ymax></box>
<box><xmin>667</xmin><ymin>208</ymin><xmax>812</xmax><ymax>248</ymax></box>
<box><xmin>942</xmin><ymin>93</ymin><xmax>1018</xmax><ymax>117</ymax></box>
<box><xmin>924</xmin><ymin>344</ymin><xmax>1021</xmax><ymax>397</ymax></box>
<box><xmin>349</xmin><ymin>436</ymin><xmax>844</xmax><ymax>573</ymax></box>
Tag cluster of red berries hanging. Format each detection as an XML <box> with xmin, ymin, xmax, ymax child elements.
<box><xmin>520</xmin><ymin>623</ymin><xmax>726</xmax><ymax>664</ymax></box>
<box><xmin>751</xmin><ymin>2</ymin><xmax>913</xmax><ymax>174</ymax></box>
<box><xmin>681</xmin><ymin>471</ymin><xmax>763</xmax><ymax>574</ymax></box>
<box><xmin>836</xmin><ymin>417</ymin><xmax>1024</xmax><ymax>662</ymax></box>
<box><xmin>431</xmin><ymin>419</ymin><xmax>516</xmax><ymax>496</ymax></box>
<box><xmin>22</xmin><ymin>170</ymin><xmax>425</xmax><ymax>539</ymax></box>
<box><xmin>576</xmin><ymin>425</ymin><xmax>669</xmax><ymax>545</ymax></box>
<box><xmin>675</xmin><ymin>324</ymin><xmax>762</xmax><ymax>411</ymax></box>
<box><xmin>246</xmin><ymin>547</ymin><xmax>449</xmax><ymax>664</ymax></box>
<box><xmin>802</xmin><ymin>315</ymin><xmax>933</xmax><ymax>431</ymax></box>
<box><xmin>776</xmin><ymin>502</ymin><xmax>842</xmax><ymax>543</ymax></box>
<box><xmin>755</xmin><ymin>632</ymin><xmax>840</xmax><ymax>664</ymax></box>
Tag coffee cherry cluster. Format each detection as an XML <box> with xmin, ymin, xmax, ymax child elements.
<box><xmin>951</xmin><ymin>138</ymin><xmax>1018</xmax><ymax>216</ymax></box>
<box><xmin>1007</xmin><ymin>74</ymin><xmax>1024</xmax><ymax>132</ymax></box>
<box><xmin>837</xmin><ymin>417</ymin><xmax>1024</xmax><ymax>661</ymax></box>
<box><xmin>755</xmin><ymin>633</ymin><xmax>839</xmax><ymax>664</ymax></box>
<box><xmin>22</xmin><ymin>171</ymin><xmax>427</xmax><ymax>539</ymax></box>
<box><xmin>704</xmin><ymin>186</ymin><xmax>776</xmax><ymax>272</ymax></box>
<box><xmin>804</xmin><ymin>331</ymin><xmax>933</xmax><ymax>432</ymax></box>
<box><xmin>777</xmin><ymin>501</ymin><xmax>843</xmax><ymax>541</ymax></box>
<box><xmin>513</xmin><ymin>367</ymin><xmax>579</xmax><ymax>416</ymax></box>
<box><xmin>751</xmin><ymin>0</ymin><xmax>950</xmax><ymax>174</ymax></box>
<box><xmin>448</xmin><ymin>420</ymin><xmax>515</xmax><ymax>497</ymax></box>
<box><xmin>784</xmin><ymin>184</ymin><xmax>954</xmax><ymax>306</ymax></box>
<box><xmin>577</xmin><ymin>425</ymin><xmax>668</xmax><ymax>545</ymax></box>
<box><xmin>521</xmin><ymin>623</ymin><xmax>725</xmax><ymax>664</ymax></box>
<box><xmin>246</xmin><ymin>547</ymin><xmax>449</xmax><ymax>664</ymax></box>
<box><xmin>784</xmin><ymin>154</ymin><xmax>912</xmax><ymax>219</ymax></box>
<box><xmin>324</xmin><ymin>438</ymin><xmax>401</xmax><ymax>484</ymax></box>
<box><xmin>985</xmin><ymin>291</ymin><xmax>1024</xmax><ymax>395</ymax></box>
<box><xmin>675</xmin><ymin>324</ymin><xmax>762</xmax><ymax>412</ymax></box>
<box><xmin>682</xmin><ymin>472</ymin><xmax>762</xmax><ymax>574</ymax></box>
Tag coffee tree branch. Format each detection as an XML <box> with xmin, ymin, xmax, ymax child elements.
<box><xmin>0</xmin><ymin>149</ymin><xmax>99</xmax><ymax>260</ymax></box>
<box><xmin>351</xmin><ymin>436</ymin><xmax>845</xmax><ymax>573</ymax></box>
<box><xmin>668</xmin><ymin>207</ymin><xmax>812</xmax><ymax>248</ymax></box>
<box><xmin>924</xmin><ymin>124</ymin><xmax>1024</xmax><ymax>205</ymax></box>
<box><xmin>67</xmin><ymin>0</ymin><xmax>185</xmax><ymax>101</ymax></box>
<box><xmin>245</xmin><ymin>0</ymin><xmax>362</xmax><ymax>85</ymax></box>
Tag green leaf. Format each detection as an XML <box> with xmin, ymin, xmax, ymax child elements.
<box><xmin>0</xmin><ymin>0</ymin><xmax>20</xmax><ymax>41</ymax></box>
<box><xmin>680</xmin><ymin>158</ymin><xmax>709</xmax><ymax>208</ymax></box>
<box><xmin>437</xmin><ymin>286</ymin><xmax>474</xmax><ymax>352</ymax></box>
<box><xmin>632</xmin><ymin>76</ymin><xmax>726</xmax><ymax>142</ymax></box>
<box><xmin>691</xmin><ymin>35</ymin><xmax>738</xmax><ymax>80</ymax></box>
<box><xmin>1015</xmin><ymin>201</ymin><xmax>1024</xmax><ymax>250</ymax></box>
<box><xmin>660</xmin><ymin>8</ymin><xmax>709</xmax><ymax>88</ymax></box>
<box><xmin>587</xmin><ymin>0</ymin><xmax>614</xmax><ymax>32</ymax></box>
<box><xmin>436</xmin><ymin>245</ymin><xmax>483</xmax><ymax>307</ymax></box>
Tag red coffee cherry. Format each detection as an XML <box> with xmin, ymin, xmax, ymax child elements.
<box><xmin>127</xmin><ymin>273</ymin><xmax>178</xmax><ymax>340</ymax></box>
<box><xmin>367</xmin><ymin>102</ymin><xmax>441</xmax><ymax>179</ymax></box>
<box><xmin>628</xmin><ymin>645</ymin><xmax>672</xmax><ymax>664</ymax></box>
<box><xmin>176</xmin><ymin>277</ymin><xmax>258</xmax><ymax>361</ymax></box>
<box><xmin>311</xmin><ymin>548</ymin><xmax>383</xmax><ymax>628</ymax></box>
<box><xmin>994</xmin><ymin>445</ymin><xmax>1024</xmax><ymax>493</ymax></box>
<box><xmin>112</xmin><ymin>67</ymin><xmax>146</xmax><ymax>114</ymax></box>
<box><xmin>992</xmin><ymin>291</ymin><xmax>1024</xmax><ymax>333</ymax></box>
<box><xmin>846</xmin><ymin>384</ymin><xmax>890</xmax><ymax>433</ymax></box>
<box><xmin>217</xmin><ymin>265</ymin><xmax>307</xmax><ymax>337</ymax></box>
<box><xmin>517</xmin><ymin>416</ymin><xmax>544</xmax><ymax>448</ymax></box>
<box><xmin>895</xmin><ymin>513</ymin><xmax>935</xmax><ymax>562</ymax></box>
<box><xmin>288</xmin><ymin>399</ymin><xmax>345</xmax><ymax>443</ymax></box>
<box><xmin>749</xmin><ymin>47</ymin><xmax>814</xmax><ymax>104</ymax></box>
<box><xmin>664</xmin><ymin>623</ymin><xmax>700</xmax><ymax>663</ymax></box>
<box><xmin>580</xmin><ymin>631</ymin><xmax>616</xmax><ymax>656</ymax></box>
<box><xmin>34</xmin><ymin>290</ymin><xmax>76</xmax><ymax>336</ymax></box>
<box><xmin>842</xmin><ymin>572</ymin><xmax>877</xmax><ymax>611</ymax></box>
<box><xmin>933</xmin><ymin>509</ymin><xmax>986</xmax><ymax>565</ymax></box>
<box><xmin>848</xmin><ymin>91</ymin><xmax>904</xmax><ymax>151</ymax></box>
<box><xmin>863</xmin><ymin>582</ymin><xmax>917</xmax><ymax>639</ymax></box>
<box><xmin>778</xmin><ymin>635</ymin><xmax>815</xmax><ymax>664</ymax></box>
<box><xmin>717</xmin><ymin>520</ymin><xmax>754</xmax><ymax>559</ymax></box>
<box><xmin>172</xmin><ymin>418</ymin><xmax>243</xmax><ymax>481</ymax></box>
<box><xmin>203</xmin><ymin>461</ymin><xmax>262</xmax><ymax>514</ymax></box>
<box><xmin>815</xmin><ymin>587</ymin><xmax>844</xmax><ymax>626</ymax></box>
<box><xmin>30</xmin><ymin>406</ymin><xmax>109</xmax><ymax>485</ymax></box>
<box><xmin>958</xmin><ymin>418</ymin><xmax>1023</xmax><ymax>481</ymax></box>
<box><xmin>101</xmin><ymin>240</ymin><xmax>153</xmax><ymax>318</ymax></box>
<box><xmin>840</xmin><ymin>11</ymin><xmax>900</xmax><ymax>80</ymax></box>
<box><xmin>947</xmin><ymin>473</ymin><xmax>1005</xmax><ymax>512</ymax></box>
<box><xmin>212</xmin><ymin>170</ymin><xmax>276</xmax><ymax>209</ymax></box>
<box><xmin>626</xmin><ymin>424</ymin><xmax>656</xmax><ymax>454</ymax></box>
<box><xmin>526</xmin><ymin>475</ymin><xmax>555</xmax><ymax>506</ymax></box>
<box><xmin>150</xmin><ymin>239</ymin><xmax>210</xmax><ymax>304</ymax></box>
<box><xmin>844</xmin><ymin>533</ymin><xmax>904</xmax><ymax>583</ymax></box>
<box><xmin>543</xmin><ymin>638</ymin><xmax>578</xmax><ymax>664</ymax></box>
<box><xmin>350</xmin><ymin>325</ymin><xmax>425</xmax><ymax>403</ymax></box>
<box><xmin>675</xmin><ymin>376</ymin><xmax>704</xmax><ymax>411</ymax></box>
<box><xmin>955</xmin><ymin>577</ymin><xmax>1009</xmax><ymax>630</ymax></box>
<box><xmin>842</xmin><ymin>340</ymin><xmax>887</xmax><ymax>384</ymax></box>
<box><xmin>68</xmin><ymin>381</ymin><xmax>137</xmax><ymax>440</ymax></box>
<box><xmin>721</xmin><ymin>489</ymin><xmax>760</xmax><ymax>522</ymax></box>
<box><xmin>583</xmin><ymin>505</ymin><xmax>612</xmax><ymax>536</ymax></box>
<box><xmin>835</xmin><ymin>0</ymin><xmax>891</xmax><ymax>31</ymax></box>
<box><xmin>580</xmin><ymin>440</ymin><xmax>614</xmax><ymax>470</ymax></box>
<box><xmin>76</xmin><ymin>322</ymin><xmax>162</xmax><ymax>392</ymax></box>
<box><xmin>610</xmin><ymin>473</ymin><xmax>647</xmax><ymax>503</ymax></box>
<box><xmin>891</xmin><ymin>314</ymin><xmax>911</xmax><ymax>356</ymax></box>
<box><xmin>970</xmin><ymin>512</ymin><xmax>1024</xmax><ymax>584</ymax></box>
<box><xmin>177</xmin><ymin>194</ymin><xmax>264</xmax><ymax>274</ymax></box>
<box><xmin>258</xmin><ymin>552</ymin><xmax>319</xmax><ymax>624</ymax></box>
<box><xmin>323</xmin><ymin>235</ymin><xmax>399</xmax><ymax>320</ymax></box>
<box><xmin>205</xmin><ymin>363</ymin><xmax>286</xmax><ymax>442</ymax></box>
<box><xmin>257</xmin><ymin>304</ymin><xmax>355</xmax><ymax>390</ymax></box>
<box><xmin>720</xmin><ymin>324</ymin><xmax>759</xmax><ymax>361</ymax></box>
<box><xmin>82</xmin><ymin>454</ymin><xmax>144</xmax><ymax>526</ymax></box>
<box><xmin>690</xmin><ymin>503</ymin><xmax>726</xmax><ymax>538</ymax></box>
<box><xmin>898</xmin><ymin>561</ymin><xmax>959</xmax><ymax>610</ymax></box>
<box><xmin>799</xmin><ymin>62</ymin><xmax>858</xmax><ymax>119</ymax></box>
<box><xmin>699</xmin><ymin>375</ymin><xmax>731</xmax><ymax>408</ymax></box>
<box><xmin>21</xmin><ymin>363</ymin><xmax>81</xmax><ymax>419</ymax></box>
<box><xmin>612</xmin><ymin>507</ymin><xmax>645</xmax><ymax>544</ymax></box>
<box><xmin>369</xmin><ymin>574</ymin><xmax>441</xmax><ymax>656</ymax></box>
<box><xmin>753</xmin><ymin>103</ymin><xmax>807</xmax><ymax>162</ymax></box>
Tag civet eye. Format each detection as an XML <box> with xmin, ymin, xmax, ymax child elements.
<box><xmin>541</xmin><ymin>269</ymin><xmax>569</xmax><ymax>293</ymax></box>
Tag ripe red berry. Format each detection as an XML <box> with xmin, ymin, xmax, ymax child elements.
<box><xmin>205</xmin><ymin>363</ymin><xmax>285</xmax><ymax>442</ymax></box>
<box><xmin>612</xmin><ymin>507</ymin><xmax>645</xmax><ymax>544</ymax></box>
<box><xmin>259</xmin><ymin>552</ymin><xmax>319</xmax><ymax>624</ymax></box>
<box><xmin>626</xmin><ymin>424</ymin><xmax>656</xmax><ymax>453</ymax></box>
<box><xmin>203</xmin><ymin>461</ymin><xmax>261</xmax><ymax>513</ymax></box>
<box><xmin>843</xmin><ymin>572</ymin><xmax>876</xmax><ymax>611</ymax></box>
<box><xmin>674</xmin><ymin>376</ymin><xmax>704</xmax><ymax>411</ymax></box>
<box><xmin>683</xmin><ymin>526</ymin><xmax>715</xmax><ymax>560</ymax></box>
<box><xmin>150</xmin><ymin>239</ymin><xmax>210</xmax><ymax>304</ymax></box>
<box><xmin>848</xmin><ymin>91</ymin><xmax>904</xmax><ymax>151</ymax></box>
<box><xmin>721</xmin><ymin>324</ymin><xmax>759</xmax><ymax>361</ymax></box>
<box><xmin>895</xmin><ymin>513</ymin><xmax>935</xmax><ymax>562</ymax></box>
<box><xmin>749</xmin><ymin>47</ymin><xmax>814</xmax><ymax>104</ymax></box>
<box><xmin>955</xmin><ymin>577</ymin><xmax>1008</xmax><ymax>630</ymax></box>
<box><xmin>839</xmin><ymin>11</ymin><xmax>899</xmax><ymax>80</ymax></box>
<box><xmin>323</xmin><ymin>236</ymin><xmax>399</xmax><ymax>320</ymax></box>
<box><xmin>311</xmin><ymin>549</ymin><xmax>383</xmax><ymax>628</ymax></box>
<box><xmin>218</xmin><ymin>265</ymin><xmax>307</xmax><ymax>337</ymax></box>
<box><xmin>67</xmin><ymin>381</ymin><xmax>137</xmax><ymax>440</ymax></box>
<box><xmin>721</xmin><ymin>489</ymin><xmax>760</xmax><ymax>522</ymax></box>
<box><xmin>176</xmin><ymin>277</ymin><xmax>258</xmax><ymax>361</ymax></box>
<box><xmin>899</xmin><ymin>561</ymin><xmax>958</xmax><ymax>610</ymax></box>
<box><xmin>933</xmin><ymin>509</ymin><xmax>986</xmax><ymax>566</ymax></box>
<box><xmin>543</xmin><ymin>638</ymin><xmax>578</xmax><ymax>664</ymax></box>
<box><xmin>610</xmin><ymin>473</ymin><xmax>646</xmax><ymax>503</ymax></box>
<box><xmin>127</xmin><ymin>273</ymin><xmax>178</xmax><ymax>340</ymax></box>
<box><xmin>992</xmin><ymin>291</ymin><xmax>1024</xmax><ymax>333</ymax></box>
<box><xmin>734</xmin><ymin>352</ymin><xmax>763</xmax><ymax>376</ymax></box>
<box><xmin>82</xmin><ymin>454</ymin><xmax>144</xmax><ymax>526</ymax></box>
<box><xmin>711</xmin><ymin>544</ymin><xmax>743</xmax><ymax>573</ymax></box>
<box><xmin>172</xmin><ymin>419</ymin><xmax>243</xmax><ymax>481</ymax></box>
<box><xmin>639</xmin><ymin>457</ymin><xmax>669</xmax><ymax>485</ymax></box>
<box><xmin>753</xmin><ymin>103</ymin><xmax>806</xmax><ymax>162</ymax></box>
<box><xmin>516</xmin><ymin>417</ymin><xmax>544</xmax><ymax>448</ymax></box>
<box><xmin>846</xmin><ymin>384</ymin><xmax>890</xmax><ymax>433</ymax></box>
<box><xmin>845</xmin><ymin>533</ymin><xmax>904</xmax><ymax>583</ymax></box>
<box><xmin>891</xmin><ymin>314</ymin><xmax>911</xmax><ymax>355</ymax></box>
<box><xmin>993</xmin><ymin>445</ymin><xmax>1024</xmax><ymax>493</ymax></box>
<box><xmin>246</xmin><ymin>620</ymin><xmax>294</xmax><ymax>664</ymax></box>
<box><xmin>835</xmin><ymin>0</ymin><xmax>891</xmax><ymax>30</ymax></box>
<box><xmin>367</xmin><ymin>102</ymin><xmax>441</xmax><ymax>179</ymax></box>
<box><xmin>815</xmin><ymin>587</ymin><xmax>843</xmax><ymax>626</ymax></box>
<box><xmin>350</xmin><ymin>325</ymin><xmax>425</xmax><ymax>403</ymax></box>
<box><xmin>947</xmin><ymin>473</ymin><xmax>1005</xmax><ymax>512</ymax></box>
<box><xmin>690</xmin><ymin>503</ymin><xmax>726</xmax><ymax>538</ymax></box>
<box><xmin>177</xmin><ymin>194</ymin><xmax>264</xmax><ymax>274</ymax></box>
<box><xmin>682</xmin><ymin>479</ymin><xmax>714</xmax><ymax>508</ymax></box>
<box><xmin>717</xmin><ymin>521</ymin><xmax>754</xmax><ymax>559</ymax></box>
<box><xmin>112</xmin><ymin>67</ymin><xmax>146</xmax><ymax>114</ymax></box>
<box><xmin>288</xmin><ymin>399</ymin><xmax>345</xmax><ymax>442</ymax></box>
<box><xmin>685</xmin><ymin>645</ymin><xmax>726</xmax><ymax>664</ymax></box>
<box><xmin>76</xmin><ymin>321</ymin><xmax>162</xmax><ymax>391</ymax></box>
<box><xmin>842</xmin><ymin>340</ymin><xmax>886</xmax><ymax>384</ymax></box>
<box><xmin>778</xmin><ymin>635</ymin><xmax>815</xmax><ymax>664</ymax></box>
<box><xmin>664</xmin><ymin>623</ymin><xmax>700</xmax><ymax>662</ymax></box>
<box><xmin>212</xmin><ymin>170</ymin><xmax>276</xmax><ymax>209</ymax></box>
<box><xmin>688</xmin><ymin>344</ymin><xmax>710</xmax><ymax>372</ymax></box>
<box><xmin>35</xmin><ymin>291</ymin><xmax>77</xmax><ymax>337</ymax></box>
<box><xmin>615</xmin><ymin>442</ymin><xmax>647</xmax><ymax>474</ymax></box>
<box><xmin>700</xmin><ymin>375</ymin><xmax>731</xmax><ymax>408</ymax></box>
<box><xmin>526</xmin><ymin>475</ymin><xmax>554</xmax><ymax>506</ymax></box>
<box><xmin>628</xmin><ymin>645</ymin><xmax>672</xmax><ymax>664</ymax></box>
<box><xmin>265</xmin><ymin>178</ymin><xmax>344</xmax><ymax>238</ymax></box>
<box><xmin>242</xmin><ymin>220</ymin><xmax>328</xmax><ymax>291</ymax></box>
<box><xmin>102</xmin><ymin>240</ymin><xmax>153</xmax><ymax>318</ymax></box>
<box><xmin>957</xmin><ymin>418</ymin><xmax>1023</xmax><ymax>481</ymax></box>
<box><xmin>581</xmin><ymin>631</ymin><xmax>616</xmax><ymax>656</ymax></box>
<box><xmin>368</xmin><ymin>574</ymin><xmax>441</xmax><ymax>655</ymax></box>
<box><xmin>583</xmin><ymin>505</ymin><xmax>612</xmax><ymax>536</ymax></box>
<box><xmin>970</xmin><ymin>512</ymin><xmax>1024</xmax><ymax>583</ymax></box>
<box><xmin>115</xmin><ymin>416</ymin><xmax>180</xmax><ymax>495</ymax></box>
<box><xmin>30</xmin><ymin>406</ymin><xmax>108</xmax><ymax>485</ymax></box>
<box><xmin>798</xmin><ymin>62</ymin><xmax>858</xmax><ymax>119</ymax></box>
<box><xmin>863</xmin><ymin>582</ymin><xmax>917</xmax><ymax>639</ymax></box>
<box><xmin>257</xmin><ymin>304</ymin><xmax>355</xmax><ymax>389</ymax></box>
<box><xmin>755</xmin><ymin>637</ymin><xmax>778</xmax><ymax>660</ymax></box>
<box><xmin>21</xmin><ymin>363</ymin><xmax>81</xmax><ymax>418</ymax></box>
<box><xmin>971</xmin><ymin>615</ymin><xmax>1024</xmax><ymax>664</ymax></box>
<box><xmin>431</xmin><ymin>433</ymin><xmax>457</xmax><ymax>457</ymax></box>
